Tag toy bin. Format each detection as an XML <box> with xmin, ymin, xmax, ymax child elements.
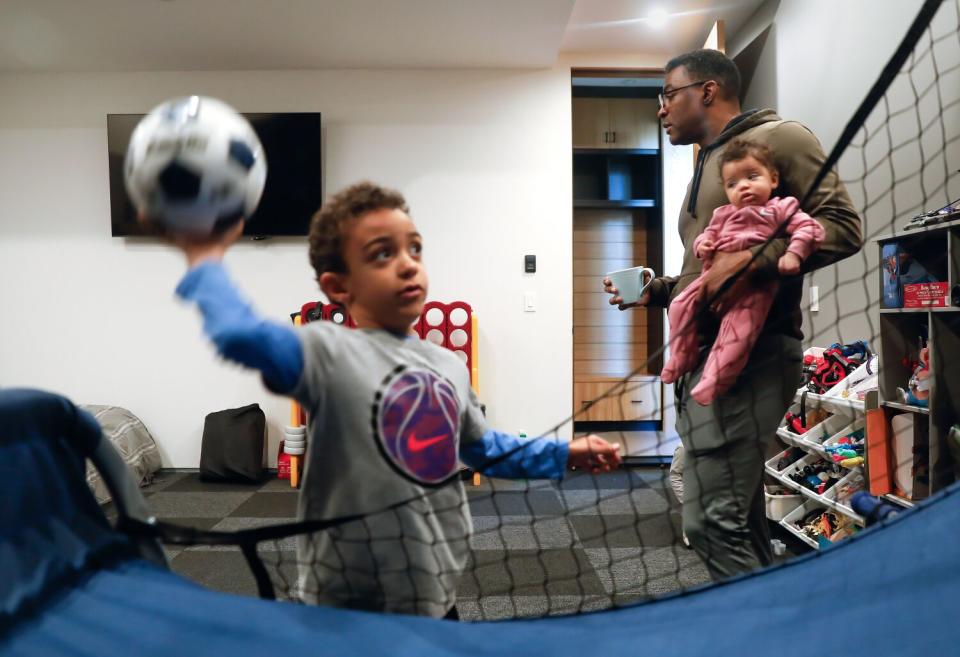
<box><xmin>821</xmin><ymin>417</ymin><xmax>867</xmax><ymax>465</ymax></box>
<box><xmin>823</xmin><ymin>354</ymin><xmax>879</xmax><ymax>401</ymax></box>
<box><xmin>765</xmin><ymin>447</ymin><xmax>806</xmax><ymax>484</ymax></box>
<box><xmin>780</xmin><ymin>499</ymin><xmax>829</xmax><ymax>549</ymax></box>
<box><xmin>824</xmin><ymin>468</ymin><xmax>866</xmax><ymax>524</ymax></box>
<box><xmin>778</xmin><ymin>451</ymin><xmax>838</xmax><ymax>504</ymax></box>
<box><xmin>765</xmin><ymin>487</ymin><xmax>803</xmax><ymax>521</ymax></box>
<box><xmin>779</xmin><ymin>409</ymin><xmax>852</xmax><ymax>453</ymax></box>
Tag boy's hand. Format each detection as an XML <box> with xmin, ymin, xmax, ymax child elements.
<box><xmin>778</xmin><ymin>252</ymin><xmax>801</xmax><ymax>275</ymax></box>
<box><xmin>158</xmin><ymin>218</ymin><xmax>245</xmax><ymax>267</ymax></box>
<box><xmin>567</xmin><ymin>434</ymin><xmax>622</xmax><ymax>473</ymax></box>
<box><xmin>603</xmin><ymin>277</ymin><xmax>650</xmax><ymax>311</ymax></box>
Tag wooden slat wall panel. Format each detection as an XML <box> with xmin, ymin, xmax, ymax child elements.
<box><xmin>574</xmin><ymin>342</ymin><xmax>646</xmax><ymax>360</ymax></box>
<box><xmin>573</xmin><ymin>372</ymin><xmax>650</xmax><ymax>388</ymax></box>
<box><xmin>574</xmin><ymin>276</ymin><xmax>614</xmax><ymax>293</ymax></box>
<box><xmin>573</xmin><ymin>223</ymin><xmax>634</xmax><ymax>244</ymax></box>
<box><xmin>574</xmin><ymin>312</ymin><xmax>648</xmax><ymax>327</ymax></box>
<box><xmin>574</xmin><ymin>277</ymin><xmax>661</xmax><ymax>295</ymax></box>
<box><xmin>572</xmin><ymin>208</ymin><xmax>655</xmax><ymax>389</ymax></box>
<box><xmin>574</xmin><ymin>324</ymin><xmax>647</xmax><ymax>344</ymax></box>
<box><xmin>575</xmin><ymin>360</ymin><xmax>646</xmax><ymax>378</ymax></box>
<box><xmin>575</xmin><ymin>292</ymin><xmax>655</xmax><ymax>311</ymax></box>
<box><xmin>573</xmin><ymin>241</ymin><xmax>642</xmax><ymax>260</ymax></box>
<box><xmin>574</xmin><ymin>208</ymin><xmax>636</xmax><ymax>228</ymax></box>
<box><xmin>574</xmin><ymin>259</ymin><xmax>642</xmax><ymax>276</ymax></box>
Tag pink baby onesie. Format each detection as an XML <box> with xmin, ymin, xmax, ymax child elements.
<box><xmin>661</xmin><ymin>196</ymin><xmax>826</xmax><ymax>405</ymax></box>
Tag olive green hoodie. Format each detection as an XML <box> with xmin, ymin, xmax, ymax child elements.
<box><xmin>646</xmin><ymin>109</ymin><xmax>863</xmax><ymax>341</ymax></box>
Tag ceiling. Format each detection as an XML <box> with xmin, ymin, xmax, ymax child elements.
<box><xmin>0</xmin><ymin>0</ymin><xmax>768</xmax><ymax>73</ymax></box>
<box><xmin>562</xmin><ymin>0</ymin><xmax>767</xmax><ymax>55</ymax></box>
<box><xmin>0</xmin><ymin>0</ymin><xmax>576</xmax><ymax>71</ymax></box>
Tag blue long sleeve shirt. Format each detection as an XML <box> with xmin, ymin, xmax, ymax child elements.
<box><xmin>175</xmin><ymin>261</ymin><xmax>567</xmax><ymax>479</ymax></box>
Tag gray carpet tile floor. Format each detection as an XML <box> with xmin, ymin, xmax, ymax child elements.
<box><xmin>107</xmin><ymin>468</ymin><xmax>735</xmax><ymax>620</ymax></box>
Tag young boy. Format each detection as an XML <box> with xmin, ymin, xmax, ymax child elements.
<box><xmin>170</xmin><ymin>181</ymin><xmax>621</xmax><ymax>618</ymax></box>
<box><xmin>659</xmin><ymin>139</ymin><xmax>826</xmax><ymax>405</ymax></box>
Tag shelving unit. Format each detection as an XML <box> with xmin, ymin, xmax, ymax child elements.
<box><xmin>765</xmin><ymin>213</ymin><xmax>959</xmax><ymax>548</ymax></box>
<box><xmin>767</xmin><ymin>386</ymin><xmax>870</xmax><ymax>549</ymax></box>
<box><xmin>874</xmin><ymin>218</ymin><xmax>960</xmax><ymax>498</ymax></box>
<box><xmin>880</xmin><ymin>400</ymin><xmax>930</xmax><ymax>416</ymax></box>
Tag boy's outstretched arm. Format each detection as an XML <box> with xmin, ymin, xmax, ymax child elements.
<box><xmin>459</xmin><ymin>432</ymin><xmax>621</xmax><ymax>480</ymax></box>
<box><xmin>566</xmin><ymin>434</ymin><xmax>623</xmax><ymax>472</ymax></box>
<box><xmin>171</xmin><ymin>223</ymin><xmax>304</xmax><ymax>393</ymax></box>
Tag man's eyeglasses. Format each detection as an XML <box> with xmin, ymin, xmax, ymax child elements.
<box><xmin>658</xmin><ymin>81</ymin><xmax>709</xmax><ymax>109</ymax></box>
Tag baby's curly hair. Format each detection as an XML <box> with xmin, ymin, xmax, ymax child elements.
<box><xmin>308</xmin><ymin>182</ymin><xmax>410</xmax><ymax>277</ymax></box>
<box><xmin>718</xmin><ymin>138</ymin><xmax>777</xmax><ymax>176</ymax></box>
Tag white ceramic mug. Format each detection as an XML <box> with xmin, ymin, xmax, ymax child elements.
<box><xmin>606</xmin><ymin>266</ymin><xmax>656</xmax><ymax>305</ymax></box>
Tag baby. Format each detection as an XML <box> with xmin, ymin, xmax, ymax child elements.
<box><xmin>661</xmin><ymin>138</ymin><xmax>826</xmax><ymax>405</ymax></box>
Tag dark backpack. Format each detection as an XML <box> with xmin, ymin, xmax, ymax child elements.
<box><xmin>199</xmin><ymin>403</ymin><xmax>267</xmax><ymax>483</ymax></box>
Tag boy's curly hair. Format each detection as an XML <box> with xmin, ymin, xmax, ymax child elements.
<box><xmin>308</xmin><ymin>182</ymin><xmax>410</xmax><ymax>277</ymax></box>
<box><xmin>718</xmin><ymin>138</ymin><xmax>777</xmax><ymax>176</ymax></box>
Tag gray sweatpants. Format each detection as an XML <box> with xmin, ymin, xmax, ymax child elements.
<box><xmin>676</xmin><ymin>333</ymin><xmax>801</xmax><ymax>580</ymax></box>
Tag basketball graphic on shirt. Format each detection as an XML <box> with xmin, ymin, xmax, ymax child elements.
<box><xmin>374</xmin><ymin>366</ymin><xmax>460</xmax><ymax>485</ymax></box>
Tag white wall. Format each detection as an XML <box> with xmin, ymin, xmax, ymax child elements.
<box><xmin>771</xmin><ymin>0</ymin><xmax>930</xmax><ymax>154</ymax></box>
<box><xmin>660</xmin><ymin>131</ymin><xmax>695</xmax><ymax>448</ymax></box>
<box><xmin>728</xmin><ymin>0</ymin><xmax>779</xmax><ymax>112</ymax></box>
<box><xmin>0</xmin><ymin>68</ymin><xmax>575</xmax><ymax>467</ymax></box>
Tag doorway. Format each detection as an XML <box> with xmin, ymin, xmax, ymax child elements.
<box><xmin>571</xmin><ymin>70</ymin><xmax>665</xmax><ymax>442</ymax></box>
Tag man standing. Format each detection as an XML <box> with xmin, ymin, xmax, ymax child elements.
<box><xmin>604</xmin><ymin>50</ymin><xmax>861</xmax><ymax>579</ymax></box>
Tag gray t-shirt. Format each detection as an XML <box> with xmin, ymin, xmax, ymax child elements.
<box><xmin>290</xmin><ymin>321</ymin><xmax>487</xmax><ymax>617</ymax></box>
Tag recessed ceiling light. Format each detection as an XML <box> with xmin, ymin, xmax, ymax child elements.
<box><xmin>648</xmin><ymin>9</ymin><xmax>669</xmax><ymax>29</ymax></box>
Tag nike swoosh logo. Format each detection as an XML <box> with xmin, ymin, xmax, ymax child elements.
<box><xmin>407</xmin><ymin>431</ymin><xmax>449</xmax><ymax>452</ymax></box>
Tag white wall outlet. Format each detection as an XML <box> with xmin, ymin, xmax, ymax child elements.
<box><xmin>810</xmin><ymin>285</ymin><xmax>819</xmax><ymax>312</ymax></box>
<box><xmin>524</xmin><ymin>292</ymin><xmax>536</xmax><ymax>312</ymax></box>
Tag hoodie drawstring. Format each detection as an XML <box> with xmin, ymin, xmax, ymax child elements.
<box><xmin>687</xmin><ymin>149</ymin><xmax>708</xmax><ymax>218</ymax></box>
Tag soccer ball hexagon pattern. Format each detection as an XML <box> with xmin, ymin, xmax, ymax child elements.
<box><xmin>124</xmin><ymin>95</ymin><xmax>267</xmax><ymax>235</ymax></box>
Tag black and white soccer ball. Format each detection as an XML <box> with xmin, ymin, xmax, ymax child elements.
<box><xmin>124</xmin><ymin>95</ymin><xmax>267</xmax><ymax>236</ymax></box>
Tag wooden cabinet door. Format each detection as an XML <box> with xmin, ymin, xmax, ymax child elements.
<box><xmin>574</xmin><ymin>382</ymin><xmax>612</xmax><ymax>421</ymax></box>
<box><xmin>608</xmin><ymin>99</ymin><xmax>660</xmax><ymax>149</ymax></box>
<box><xmin>572</xmin><ymin>97</ymin><xmax>609</xmax><ymax>148</ymax></box>
<box><xmin>618</xmin><ymin>377</ymin><xmax>662</xmax><ymax>420</ymax></box>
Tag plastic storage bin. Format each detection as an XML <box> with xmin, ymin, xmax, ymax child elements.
<box><xmin>765</xmin><ymin>447</ymin><xmax>806</xmax><ymax>483</ymax></box>
<box><xmin>778</xmin><ymin>410</ymin><xmax>852</xmax><ymax>452</ymax></box>
<box><xmin>780</xmin><ymin>499</ymin><xmax>827</xmax><ymax>549</ymax></box>
<box><xmin>825</xmin><ymin>468</ymin><xmax>866</xmax><ymax>522</ymax></box>
<box><xmin>823</xmin><ymin>354</ymin><xmax>879</xmax><ymax>401</ymax></box>
<box><xmin>821</xmin><ymin>417</ymin><xmax>867</xmax><ymax>467</ymax></box>
<box><xmin>765</xmin><ymin>488</ymin><xmax>803</xmax><ymax>521</ymax></box>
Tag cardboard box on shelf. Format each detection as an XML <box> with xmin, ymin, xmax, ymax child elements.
<box><xmin>903</xmin><ymin>282</ymin><xmax>949</xmax><ymax>308</ymax></box>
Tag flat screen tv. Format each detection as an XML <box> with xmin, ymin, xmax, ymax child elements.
<box><xmin>107</xmin><ymin>112</ymin><xmax>322</xmax><ymax>237</ymax></box>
